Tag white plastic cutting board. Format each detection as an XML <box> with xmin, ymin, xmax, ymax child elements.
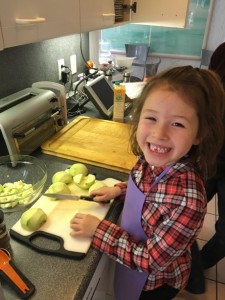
<box><xmin>11</xmin><ymin>178</ymin><xmax>119</xmax><ymax>257</ymax></box>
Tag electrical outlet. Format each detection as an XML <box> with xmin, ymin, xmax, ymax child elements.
<box><xmin>70</xmin><ymin>54</ymin><xmax>77</xmax><ymax>74</ymax></box>
<box><xmin>57</xmin><ymin>58</ymin><xmax>65</xmax><ymax>80</ymax></box>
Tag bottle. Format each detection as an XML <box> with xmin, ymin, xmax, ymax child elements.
<box><xmin>0</xmin><ymin>210</ymin><xmax>11</xmax><ymax>250</ymax></box>
<box><xmin>123</xmin><ymin>72</ymin><xmax>131</xmax><ymax>83</ymax></box>
<box><xmin>113</xmin><ymin>82</ymin><xmax>126</xmax><ymax>123</ymax></box>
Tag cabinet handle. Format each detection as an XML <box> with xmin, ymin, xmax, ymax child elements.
<box><xmin>15</xmin><ymin>17</ymin><xmax>46</xmax><ymax>25</ymax></box>
<box><xmin>102</xmin><ymin>13</ymin><xmax>115</xmax><ymax>17</ymax></box>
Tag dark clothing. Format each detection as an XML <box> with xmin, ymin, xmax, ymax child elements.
<box><xmin>187</xmin><ymin>167</ymin><xmax>225</xmax><ymax>293</ymax></box>
<box><xmin>205</xmin><ymin>172</ymin><xmax>225</xmax><ymax>243</ymax></box>
<box><xmin>140</xmin><ymin>284</ymin><xmax>179</xmax><ymax>300</ymax></box>
<box><xmin>187</xmin><ymin>43</ymin><xmax>225</xmax><ymax>293</ymax></box>
<box><xmin>209</xmin><ymin>42</ymin><xmax>225</xmax><ymax>82</ymax></box>
<box><xmin>201</xmin><ymin>41</ymin><xmax>225</xmax><ymax>267</ymax></box>
<box><xmin>201</xmin><ymin>172</ymin><xmax>225</xmax><ymax>268</ymax></box>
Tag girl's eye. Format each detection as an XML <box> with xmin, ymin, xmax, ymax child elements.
<box><xmin>145</xmin><ymin>116</ymin><xmax>156</xmax><ymax>121</ymax></box>
<box><xmin>172</xmin><ymin>122</ymin><xmax>185</xmax><ymax>128</ymax></box>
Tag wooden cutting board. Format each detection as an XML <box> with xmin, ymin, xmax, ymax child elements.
<box><xmin>10</xmin><ymin>178</ymin><xmax>119</xmax><ymax>259</ymax></box>
<box><xmin>41</xmin><ymin>116</ymin><xmax>137</xmax><ymax>173</ymax></box>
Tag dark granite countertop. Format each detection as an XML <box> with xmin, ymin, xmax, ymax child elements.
<box><xmin>1</xmin><ymin>89</ymin><xmax>144</xmax><ymax>299</ymax></box>
<box><xmin>2</xmin><ymin>142</ymin><xmax>128</xmax><ymax>300</ymax></box>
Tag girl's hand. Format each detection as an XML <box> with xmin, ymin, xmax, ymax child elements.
<box><xmin>70</xmin><ymin>213</ymin><xmax>101</xmax><ymax>238</ymax></box>
<box><xmin>90</xmin><ymin>186</ymin><xmax>122</xmax><ymax>204</ymax></box>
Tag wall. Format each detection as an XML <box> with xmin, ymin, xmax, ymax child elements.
<box><xmin>0</xmin><ymin>33</ymin><xmax>89</xmax><ymax>99</ymax></box>
<box><xmin>157</xmin><ymin>0</ymin><xmax>225</xmax><ymax>71</ymax></box>
<box><xmin>89</xmin><ymin>0</ymin><xmax>225</xmax><ymax>73</ymax></box>
<box><xmin>0</xmin><ymin>0</ymin><xmax>224</xmax><ymax>100</ymax></box>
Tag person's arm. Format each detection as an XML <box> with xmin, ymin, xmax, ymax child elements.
<box><xmin>91</xmin><ymin>173</ymin><xmax>206</xmax><ymax>275</ymax></box>
<box><xmin>90</xmin><ymin>182</ymin><xmax>128</xmax><ymax>203</ymax></box>
<box><xmin>70</xmin><ymin>182</ymin><xmax>128</xmax><ymax>237</ymax></box>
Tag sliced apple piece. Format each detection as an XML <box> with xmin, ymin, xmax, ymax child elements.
<box><xmin>46</xmin><ymin>182</ymin><xmax>71</xmax><ymax>200</ymax></box>
<box><xmin>69</xmin><ymin>163</ymin><xmax>88</xmax><ymax>177</ymax></box>
<box><xmin>20</xmin><ymin>208</ymin><xmax>47</xmax><ymax>231</ymax></box>
<box><xmin>88</xmin><ymin>181</ymin><xmax>106</xmax><ymax>194</ymax></box>
<box><xmin>73</xmin><ymin>173</ymin><xmax>96</xmax><ymax>190</ymax></box>
<box><xmin>52</xmin><ymin>171</ymin><xmax>73</xmax><ymax>184</ymax></box>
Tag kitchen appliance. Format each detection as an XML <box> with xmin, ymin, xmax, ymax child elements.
<box><xmin>0</xmin><ymin>83</ymin><xmax>67</xmax><ymax>156</ymax></box>
<box><xmin>84</xmin><ymin>75</ymin><xmax>132</xmax><ymax>119</ymax></box>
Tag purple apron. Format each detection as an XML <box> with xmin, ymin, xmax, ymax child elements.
<box><xmin>114</xmin><ymin>165</ymin><xmax>172</xmax><ymax>300</ymax></box>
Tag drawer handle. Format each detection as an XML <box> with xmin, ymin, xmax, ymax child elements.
<box><xmin>102</xmin><ymin>13</ymin><xmax>115</xmax><ymax>17</ymax></box>
<box><xmin>15</xmin><ymin>17</ymin><xmax>46</xmax><ymax>25</ymax></box>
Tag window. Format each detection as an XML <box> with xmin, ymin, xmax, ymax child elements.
<box><xmin>100</xmin><ymin>0</ymin><xmax>213</xmax><ymax>57</ymax></box>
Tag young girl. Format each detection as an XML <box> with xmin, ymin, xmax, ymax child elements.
<box><xmin>70</xmin><ymin>66</ymin><xmax>225</xmax><ymax>300</ymax></box>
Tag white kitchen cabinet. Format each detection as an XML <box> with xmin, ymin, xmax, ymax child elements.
<box><xmin>83</xmin><ymin>254</ymin><xmax>110</xmax><ymax>300</ymax></box>
<box><xmin>121</xmin><ymin>0</ymin><xmax>189</xmax><ymax>28</ymax></box>
<box><xmin>0</xmin><ymin>0</ymin><xmax>80</xmax><ymax>49</ymax></box>
<box><xmin>79</xmin><ymin>0</ymin><xmax>115</xmax><ymax>33</ymax></box>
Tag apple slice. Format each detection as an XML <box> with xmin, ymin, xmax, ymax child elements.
<box><xmin>46</xmin><ymin>182</ymin><xmax>71</xmax><ymax>200</ymax></box>
<box><xmin>73</xmin><ymin>173</ymin><xmax>96</xmax><ymax>190</ymax></box>
<box><xmin>21</xmin><ymin>208</ymin><xmax>47</xmax><ymax>231</ymax></box>
<box><xmin>52</xmin><ymin>171</ymin><xmax>73</xmax><ymax>184</ymax></box>
<box><xmin>69</xmin><ymin>163</ymin><xmax>88</xmax><ymax>177</ymax></box>
<box><xmin>88</xmin><ymin>181</ymin><xmax>106</xmax><ymax>194</ymax></box>
<box><xmin>48</xmin><ymin>182</ymin><xmax>71</xmax><ymax>194</ymax></box>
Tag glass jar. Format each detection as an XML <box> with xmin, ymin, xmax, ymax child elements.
<box><xmin>0</xmin><ymin>210</ymin><xmax>10</xmax><ymax>250</ymax></box>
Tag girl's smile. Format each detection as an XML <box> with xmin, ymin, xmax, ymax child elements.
<box><xmin>137</xmin><ymin>88</ymin><xmax>200</xmax><ymax>167</ymax></box>
<box><xmin>149</xmin><ymin>143</ymin><xmax>171</xmax><ymax>154</ymax></box>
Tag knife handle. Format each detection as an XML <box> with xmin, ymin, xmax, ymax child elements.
<box><xmin>80</xmin><ymin>195</ymin><xmax>94</xmax><ymax>201</ymax></box>
<box><xmin>80</xmin><ymin>195</ymin><xmax>110</xmax><ymax>204</ymax></box>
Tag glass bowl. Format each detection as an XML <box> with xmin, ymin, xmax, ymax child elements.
<box><xmin>115</xmin><ymin>56</ymin><xmax>136</xmax><ymax>70</ymax></box>
<box><xmin>0</xmin><ymin>155</ymin><xmax>47</xmax><ymax>212</ymax></box>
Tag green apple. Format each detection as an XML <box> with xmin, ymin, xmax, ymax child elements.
<box><xmin>52</xmin><ymin>171</ymin><xmax>73</xmax><ymax>184</ymax></box>
<box><xmin>73</xmin><ymin>173</ymin><xmax>96</xmax><ymax>190</ymax></box>
<box><xmin>47</xmin><ymin>182</ymin><xmax>71</xmax><ymax>198</ymax></box>
<box><xmin>20</xmin><ymin>208</ymin><xmax>47</xmax><ymax>231</ymax></box>
<box><xmin>88</xmin><ymin>181</ymin><xmax>106</xmax><ymax>194</ymax></box>
<box><xmin>68</xmin><ymin>163</ymin><xmax>88</xmax><ymax>177</ymax></box>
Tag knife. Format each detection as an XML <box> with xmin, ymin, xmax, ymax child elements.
<box><xmin>44</xmin><ymin>193</ymin><xmax>93</xmax><ymax>201</ymax></box>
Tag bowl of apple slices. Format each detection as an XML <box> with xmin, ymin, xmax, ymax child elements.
<box><xmin>0</xmin><ymin>155</ymin><xmax>47</xmax><ymax>212</ymax></box>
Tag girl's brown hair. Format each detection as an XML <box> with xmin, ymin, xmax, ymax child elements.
<box><xmin>130</xmin><ymin>66</ymin><xmax>225</xmax><ymax>179</ymax></box>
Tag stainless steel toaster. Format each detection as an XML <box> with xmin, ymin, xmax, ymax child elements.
<box><xmin>0</xmin><ymin>83</ymin><xmax>67</xmax><ymax>156</ymax></box>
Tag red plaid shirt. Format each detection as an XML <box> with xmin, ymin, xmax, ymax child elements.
<box><xmin>92</xmin><ymin>157</ymin><xmax>207</xmax><ymax>291</ymax></box>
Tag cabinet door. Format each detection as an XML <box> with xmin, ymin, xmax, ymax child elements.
<box><xmin>80</xmin><ymin>0</ymin><xmax>115</xmax><ymax>33</ymax></box>
<box><xmin>130</xmin><ymin>0</ymin><xmax>189</xmax><ymax>28</ymax></box>
<box><xmin>0</xmin><ymin>0</ymin><xmax>80</xmax><ymax>48</ymax></box>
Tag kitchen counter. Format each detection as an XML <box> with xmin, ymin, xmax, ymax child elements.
<box><xmin>1</xmin><ymin>82</ymin><xmax>145</xmax><ymax>299</ymax></box>
<box><xmin>2</xmin><ymin>150</ymin><xmax>128</xmax><ymax>300</ymax></box>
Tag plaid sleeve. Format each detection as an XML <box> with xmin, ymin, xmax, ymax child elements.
<box><xmin>114</xmin><ymin>182</ymin><xmax>127</xmax><ymax>195</ymax></box>
<box><xmin>92</xmin><ymin>170</ymin><xmax>207</xmax><ymax>278</ymax></box>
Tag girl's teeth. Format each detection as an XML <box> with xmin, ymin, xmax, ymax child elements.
<box><xmin>150</xmin><ymin>144</ymin><xmax>169</xmax><ymax>153</ymax></box>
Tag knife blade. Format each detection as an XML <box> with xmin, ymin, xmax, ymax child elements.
<box><xmin>44</xmin><ymin>193</ymin><xmax>93</xmax><ymax>201</ymax></box>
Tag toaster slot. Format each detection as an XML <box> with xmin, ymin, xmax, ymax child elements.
<box><xmin>13</xmin><ymin>110</ymin><xmax>61</xmax><ymax>139</ymax></box>
<box><xmin>13</xmin><ymin>118</ymin><xmax>56</xmax><ymax>155</ymax></box>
